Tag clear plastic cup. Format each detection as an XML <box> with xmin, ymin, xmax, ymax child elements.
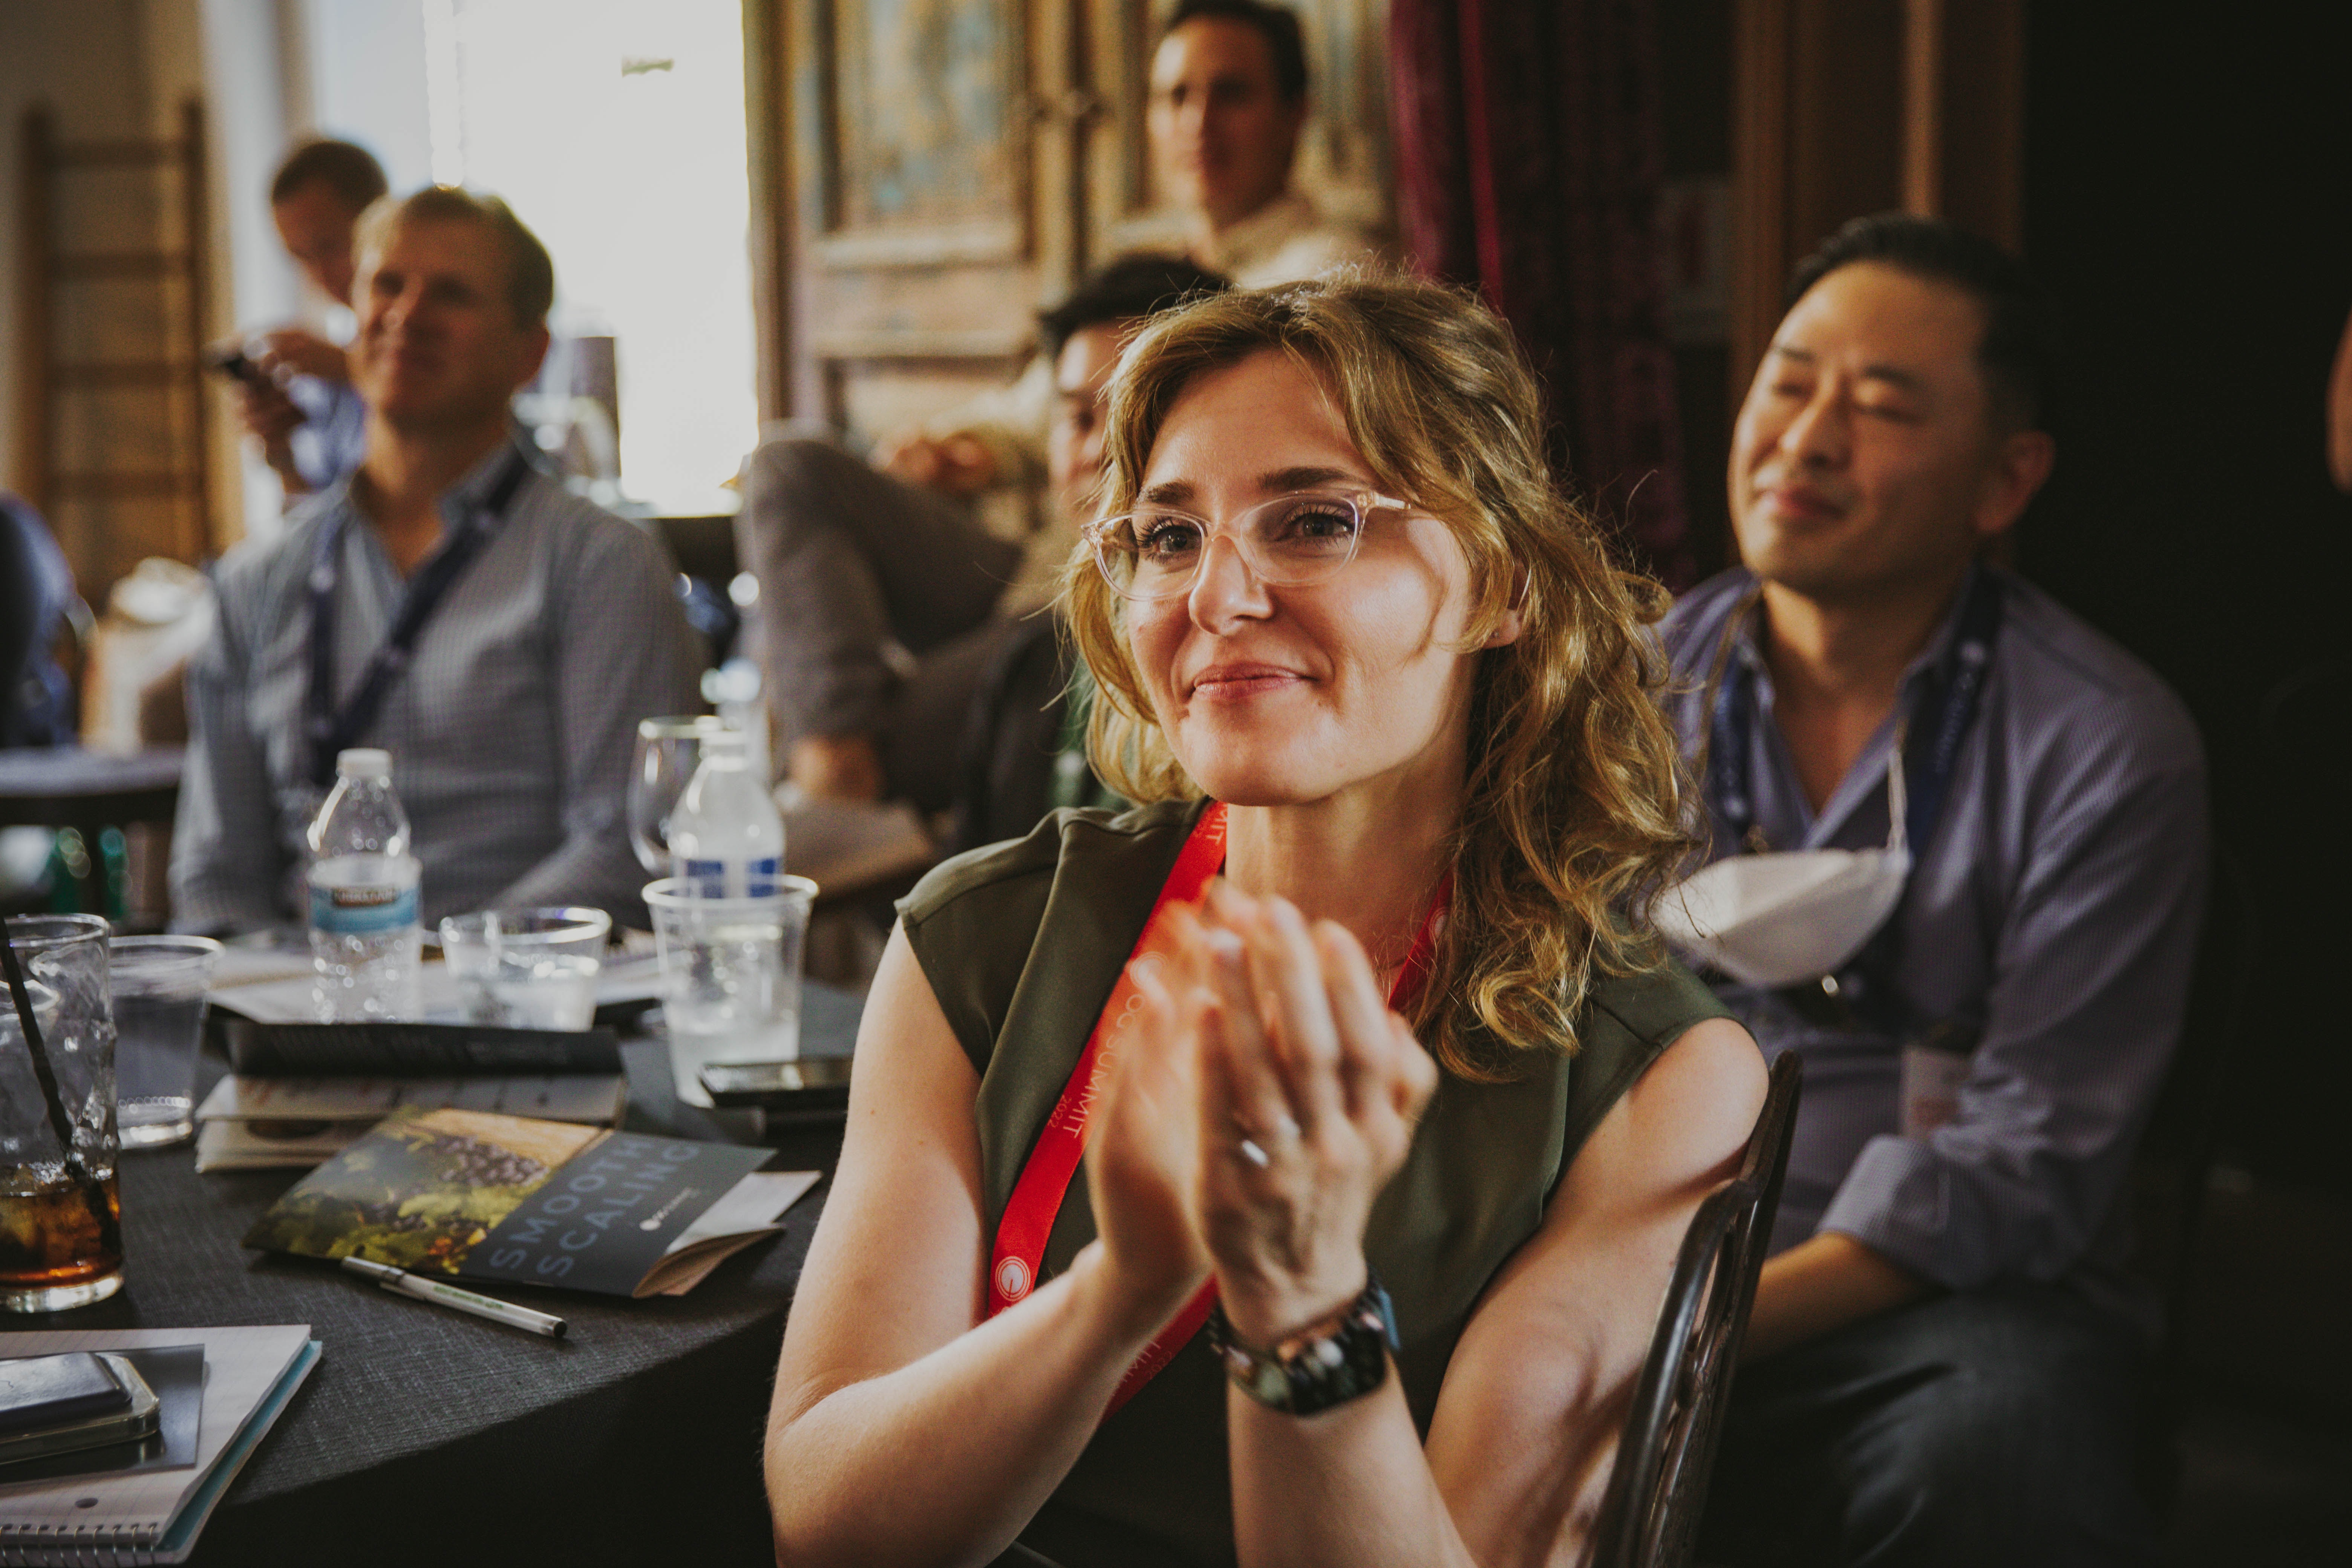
<box><xmin>437</xmin><ymin>907</ymin><xmax>611</xmax><ymax>1032</ymax></box>
<box><xmin>642</xmin><ymin>876</ymin><xmax>816</xmax><ymax>1107</ymax></box>
<box><xmin>106</xmin><ymin>935</ymin><xmax>222</xmax><ymax>1148</ymax></box>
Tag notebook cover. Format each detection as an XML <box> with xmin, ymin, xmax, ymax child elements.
<box><xmin>149</xmin><ymin>1339</ymin><xmax>322</xmax><ymax>1564</ymax></box>
<box><xmin>221</xmin><ymin>1019</ymin><xmax>623</xmax><ymax>1077</ymax></box>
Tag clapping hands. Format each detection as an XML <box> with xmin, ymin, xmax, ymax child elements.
<box><xmin>1087</xmin><ymin>882</ymin><xmax>1439</xmax><ymax>1346</ymax></box>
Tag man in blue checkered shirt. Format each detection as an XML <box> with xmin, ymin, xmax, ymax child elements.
<box><xmin>174</xmin><ymin>188</ymin><xmax>698</xmax><ymax>933</ymax></box>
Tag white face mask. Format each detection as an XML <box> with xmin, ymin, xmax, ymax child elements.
<box><xmin>1655</xmin><ymin>745</ymin><xmax>1911</xmax><ymax>989</ymax></box>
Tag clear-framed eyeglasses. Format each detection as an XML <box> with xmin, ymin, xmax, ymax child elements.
<box><xmin>1083</xmin><ymin>490</ymin><xmax>1412</xmax><ymax>601</ymax></box>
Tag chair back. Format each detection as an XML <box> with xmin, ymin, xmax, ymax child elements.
<box><xmin>1589</xmin><ymin>1049</ymin><xmax>1802</xmax><ymax>1568</ymax></box>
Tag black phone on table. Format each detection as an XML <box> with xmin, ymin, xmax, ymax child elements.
<box><xmin>0</xmin><ymin>1351</ymin><xmax>161</xmax><ymax>1467</ymax></box>
<box><xmin>699</xmin><ymin>1055</ymin><xmax>854</xmax><ymax>1113</ymax></box>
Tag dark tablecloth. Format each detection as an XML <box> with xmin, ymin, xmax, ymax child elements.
<box><xmin>2</xmin><ymin>982</ymin><xmax>863</xmax><ymax>1566</ymax></box>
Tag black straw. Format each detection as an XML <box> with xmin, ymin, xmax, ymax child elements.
<box><xmin>0</xmin><ymin>931</ymin><xmax>78</xmax><ymax>1166</ymax></box>
<box><xmin>1</xmin><ymin>924</ymin><xmax>124</xmax><ymax>1266</ymax></box>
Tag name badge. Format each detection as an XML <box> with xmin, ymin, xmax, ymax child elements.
<box><xmin>1900</xmin><ymin>1041</ymin><xmax>1970</xmax><ymax>1138</ymax></box>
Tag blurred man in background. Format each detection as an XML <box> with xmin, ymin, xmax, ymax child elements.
<box><xmin>737</xmin><ymin>256</ymin><xmax>1230</xmax><ymax>815</ymax></box>
<box><xmin>228</xmin><ymin>139</ymin><xmax>387</xmax><ymax>498</ymax></box>
<box><xmin>1147</xmin><ymin>0</ymin><xmax>1373</xmax><ymax>288</ymax></box>
<box><xmin>175</xmin><ymin>188</ymin><xmax>697</xmax><ymax>931</ymax></box>
<box><xmin>871</xmin><ymin>1</ymin><xmax>1372</xmax><ymax>507</ymax></box>
<box><xmin>0</xmin><ymin>493</ymin><xmax>76</xmax><ymax>750</ymax></box>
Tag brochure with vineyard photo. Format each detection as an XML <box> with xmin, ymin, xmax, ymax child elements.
<box><xmin>242</xmin><ymin>1107</ymin><xmax>818</xmax><ymax>1298</ymax></box>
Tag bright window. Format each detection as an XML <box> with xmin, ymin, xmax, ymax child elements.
<box><xmin>309</xmin><ymin>0</ymin><xmax>757</xmax><ymax>507</ymax></box>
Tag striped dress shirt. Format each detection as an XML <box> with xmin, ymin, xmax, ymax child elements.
<box><xmin>172</xmin><ymin>440</ymin><xmax>701</xmax><ymax>933</ymax></box>
<box><xmin>1659</xmin><ymin>567</ymin><xmax>2207</xmax><ymax>1327</ymax></box>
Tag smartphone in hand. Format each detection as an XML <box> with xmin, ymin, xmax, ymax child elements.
<box><xmin>202</xmin><ymin>341</ymin><xmax>273</xmax><ymax>390</ymax></box>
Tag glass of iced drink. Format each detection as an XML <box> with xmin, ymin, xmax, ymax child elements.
<box><xmin>2</xmin><ymin>914</ymin><xmax>125</xmax><ymax>1312</ymax></box>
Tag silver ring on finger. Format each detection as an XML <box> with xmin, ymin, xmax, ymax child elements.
<box><xmin>1232</xmin><ymin>1110</ymin><xmax>1298</xmax><ymax>1168</ymax></box>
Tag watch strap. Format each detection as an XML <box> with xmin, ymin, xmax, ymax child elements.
<box><xmin>1207</xmin><ymin>1269</ymin><xmax>1399</xmax><ymax>1416</ymax></box>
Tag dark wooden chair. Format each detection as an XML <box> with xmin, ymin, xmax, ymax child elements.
<box><xmin>1589</xmin><ymin>1049</ymin><xmax>1802</xmax><ymax>1568</ymax></box>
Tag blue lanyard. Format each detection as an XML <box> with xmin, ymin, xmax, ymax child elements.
<box><xmin>306</xmin><ymin>445</ymin><xmax>534</xmax><ymax>787</ymax></box>
<box><xmin>1706</xmin><ymin>567</ymin><xmax>2003</xmax><ymax>862</ymax></box>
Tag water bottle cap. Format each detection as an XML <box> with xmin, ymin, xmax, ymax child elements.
<box><xmin>337</xmin><ymin>748</ymin><xmax>393</xmax><ymax>779</ymax></box>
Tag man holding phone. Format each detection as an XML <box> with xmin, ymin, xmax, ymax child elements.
<box><xmin>173</xmin><ymin>187</ymin><xmax>699</xmax><ymax>933</ymax></box>
<box><xmin>223</xmin><ymin>139</ymin><xmax>387</xmax><ymax>499</ymax></box>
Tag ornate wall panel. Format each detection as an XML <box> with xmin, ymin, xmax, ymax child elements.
<box><xmin>812</xmin><ymin>0</ymin><xmax>1030</xmax><ymax>268</ymax></box>
<box><xmin>761</xmin><ymin>0</ymin><xmax>1395</xmax><ymax>434</ymax></box>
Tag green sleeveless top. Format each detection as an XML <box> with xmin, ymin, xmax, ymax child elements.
<box><xmin>899</xmin><ymin>801</ymin><xmax>1732</xmax><ymax>1568</ymax></box>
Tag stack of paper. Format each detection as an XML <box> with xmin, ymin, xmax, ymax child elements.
<box><xmin>193</xmin><ymin>1073</ymin><xmax>629</xmax><ymax>1172</ymax></box>
<box><xmin>194</xmin><ymin>1008</ymin><xmax>632</xmax><ymax>1174</ymax></box>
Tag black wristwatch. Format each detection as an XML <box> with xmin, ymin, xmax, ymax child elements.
<box><xmin>1207</xmin><ymin>1270</ymin><xmax>1400</xmax><ymax>1416</ymax></box>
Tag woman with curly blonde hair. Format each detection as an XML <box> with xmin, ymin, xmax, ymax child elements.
<box><xmin>766</xmin><ymin>273</ymin><xmax>1765</xmax><ymax>1567</ymax></box>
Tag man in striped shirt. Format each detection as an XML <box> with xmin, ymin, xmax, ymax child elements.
<box><xmin>1672</xmin><ymin>216</ymin><xmax>2203</xmax><ymax>1565</ymax></box>
<box><xmin>173</xmin><ymin>188</ymin><xmax>699</xmax><ymax>933</ymax></box>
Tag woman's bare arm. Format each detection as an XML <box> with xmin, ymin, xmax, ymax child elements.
<box><xmin>763</xmin><ymin>927</ymin><xmax>1199</xmax><ymax>1568</ymax></box>
<box><xmin>1423</xmin><ymin>1017</ymin><xmax>1765</xmax><ymax>1566</ymax></box>
<box><xmin>1187</xmin><ymin>885</ymin><xmax>1767</xmax><ymax>1568</ymax></box>
<box><xmin>1219</xmin><ymin>1014</ymin><xmax>1764</xmax><ymax>1568</ymax></box>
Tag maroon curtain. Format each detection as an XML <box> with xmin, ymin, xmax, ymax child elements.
<box><xmin>1389</xmin><ymin>0</ymin><xmax>1696</xmax><ymax>590</ymax></box>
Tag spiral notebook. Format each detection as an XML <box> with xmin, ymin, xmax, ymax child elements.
<box><xmin>0</xmin><ymin>1325</ymin><xmax>318</xmax><ymax>1566</ymax></box>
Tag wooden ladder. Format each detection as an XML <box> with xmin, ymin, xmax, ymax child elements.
<box><xmin>12</xmin><ymin>100</ymin><xmax>216</xmax><ymax>594</ymax></box>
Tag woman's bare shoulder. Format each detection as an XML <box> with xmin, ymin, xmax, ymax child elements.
<box><xmin>1611</xmin><ymin>1016</ymin><xmax>1767</xmax><ymax>1173</ymax></box>
<box><xmin>774</xmin><ymin>928</ymin><xmax>988</xmax><ymax>1419</ymax></box>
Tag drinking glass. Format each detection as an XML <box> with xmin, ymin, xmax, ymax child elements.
<box><xmin>2</xmin><ymin>914</ymin><xmax>124</xmax><ymax>1312</ymax></box>
<box><xmin>642</xmin><ymin>875</ymin><xmax>816</xmax><ymax>1107</ymax></box>
<box><xmin>107</xmin><ymin>935</ymin><xmax>222</xmax><ymax>1148</ymax></box>
<box><xmin>630</xmin><ymin>715</ymin><xmax>723</xmax><ymax>874</ymax></box>
<box><xmin>438</xmin><ymin>907</ymin><xmax>611</xmax><ymax>1032</ymax></box>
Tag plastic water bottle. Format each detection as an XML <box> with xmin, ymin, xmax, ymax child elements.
<box><xmin>668</xmin><ymin>727</ymin><xmax>784</xmax><ymax>896</ymax></box>
<box><xmin>306</xmin><ymin>747</ymin><xmax>422</xmax><ymax>1021</ymax></box>
<box><xmin>702</xmin><ymin>656</ymin><xmax>771</xmax><ymax>787</ymax></box>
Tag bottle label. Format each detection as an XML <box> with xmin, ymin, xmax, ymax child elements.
<box><xmin>309</xmin><ymin>858</ymin><xmax>421</xmax><ymax>935</ymax></box>
<box><xmin>677</xmin><ymin>857</ymin><xmax>782</xmax><ymax>893</ymax></box>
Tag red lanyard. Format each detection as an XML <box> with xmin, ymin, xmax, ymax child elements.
<box><xmin>985</xmin><ymin>801</ymin><xmax>1447</xmax><ymax>1414</ymax></box>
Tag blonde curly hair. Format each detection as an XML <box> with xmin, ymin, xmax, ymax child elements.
<box><xmin>1062</xmin><ymin>272</ymin><xmax>1695</xmax><ymax>1081</ymax></box>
